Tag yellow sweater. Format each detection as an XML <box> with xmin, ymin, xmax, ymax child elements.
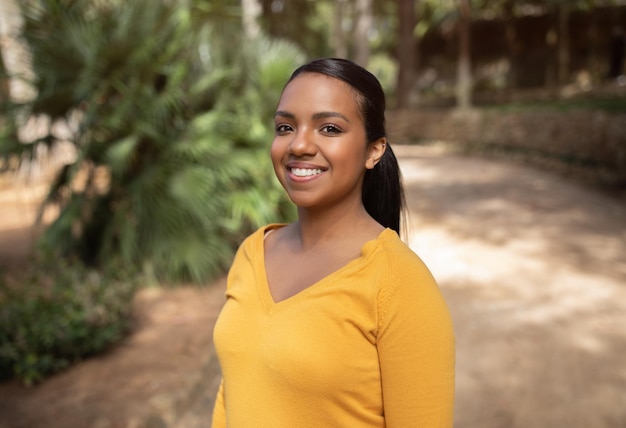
<box><xmin>212</xmin><ymin>225</ymin><xmax>455</xmax><ymax>427</ymax></box>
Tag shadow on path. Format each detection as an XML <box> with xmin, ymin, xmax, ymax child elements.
<box><xmin>396</xmin><ymin>145</ymin><xmax>626</xmax><ymax>428</ymax></box>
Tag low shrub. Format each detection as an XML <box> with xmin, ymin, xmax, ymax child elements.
<box><xmin>0</xmin><ymin>261</ymin><xmax>137</xmax><ymax>385</ymax></box>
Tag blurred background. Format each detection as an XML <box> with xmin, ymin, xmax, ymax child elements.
<box><xmin>0</xmin><ymin>0</ymin><xmax>625</xmax><ymax>427</ymax></box>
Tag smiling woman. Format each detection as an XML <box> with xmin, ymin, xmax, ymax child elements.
<box><xmin>211</xmin><ymin>58</ymin><xmax>455</xmax><ymax>427</ymax></box>
<box><xmin>271</xmin><ymin>72</ymin><xmax>379</xmax><ymax>213</ymax></box>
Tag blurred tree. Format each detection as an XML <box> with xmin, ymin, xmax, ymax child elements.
<box><xmin>0</xmin><ymin>39</ymin><xmax>8</xmax><ymax>104</ymax></box>
<box><xmin>0</xmin><ymin>0</ymin><xmax>28</xmax><ymax>103</ymax></box>
<box><xmin>260</xmin><ymin>0</ymin><xmax>328</xmax><ymax>56</ymax></box>
<box><xmin>242</xmin><ymin>0</ymin><xmax>262</xmax><ymax>38</ymax></box>
<box><xmin>0</xmin><ymin>0</ymin><xmax>22</xmax><ymax>161</ymax></box>
<box><xmin>456</xmin><ymin>0</ymin><xmax>472</xmax><ymax>109</ymax></box>
<box><xmin>417</xmin><ymin>0</ymin><xmax>626</xmax><ymax>94</ymax></box>
<box><xmin>556</xmin><ymin>1</ymin><xmax>570</xmax><ymax>85</ymax></box>
<box><xmin>0</xmin><ymin>0</ymin><xmax>302</xmax><ymax>283</ymax></box>
<box><xmin>354</xmin><ymin>0</ymin><xmax>373</xmax><ymax>66</ymax></box>
<box><xmin>501</xmin><ymin>0</ymin><xmax>521</xmax><ymax>88</ymax></box>
<box><xmin>0</xmin><ymin>3</ymin><xmax>7</xmax><ymax>103</ymax></box>
<box><xmin>259</xmin><ymin>0</ymin><xmax>399</xmax><ymax>67</ymax></box>
<box><xmin>477</xmin><ymin>0</ymin><xmax>617</xmax><ymax>87</ymax></box>
<box><xmin>332</xmin><ymin>0</ymin><xmax>349</xmax><ymax>57</ymax></box>
<box><xmin>396</xmin><ymin>0</ymin><xmax>418</xmax><ymax>108</ymax></box>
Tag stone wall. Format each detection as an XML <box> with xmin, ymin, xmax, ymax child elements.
<box><xmin>387</xmin><ymin>109</ymin><xmax>626</xmax><ymax>178</ymax></box>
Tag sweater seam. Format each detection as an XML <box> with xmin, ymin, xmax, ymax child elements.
<box><xmin>376</xmin><ymin>242</ymin><xmax>399</xmax><ymax>337</ymax></box>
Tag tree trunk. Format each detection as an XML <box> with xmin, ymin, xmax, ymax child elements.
<box><xmin>0</xmin><ymin>0</ymin><xmax>14</xmax><ymax>101</ymax></box>
<box><xmin>503</xmin><ymin>0</ymin><xmax>519</xmax><ymax>90</ymax></box>
<box><xmin>456</xmin><ymin>0</ymin><xmax>472</xmax><ymax>110</ymax></box>
<box><xmin>545</xmin><ymin>27</ymin><xmax>557</xmax><ymax>89</ymax></box>
<box><xmin>0</xmin><ymin>0</ymin><xmax>33</xmax><ymax>103</ymax></box>
<box><xmin>242</xmin><ymin>0</ymin><xmax>262</xmax><ymax>39</ymax></box>
<box><xmin>587</xmin><ymin>9</ymin><xmax>600</xmax><ymax>84</ymax></box>
<box><xmin>353</xmin><ymin>0</ymin><xmax>372</xmax><ymax>66</ymax></box>
<box><xmin>396</xmin><ymin>0</ymin><xmax>419</xmax><ymax>108</ymax></box>
<box><xmin>396</xmin><ymin>0</ymin><xmax>417</xmax><ymax>109</ymax></box>
<box><xmin>0</xmin><ymin>34</ymin><xmax>9</xmax><ymax>103</ymax></box>
<box><xmin>557</xmin><ymin>3</ymin><xmax>570</xmax><ymax>86</ymax></box>
<box><xmin>332</xmin><ymin>0</ymin><xmax>348</xmax><ymax>58</ymax></box>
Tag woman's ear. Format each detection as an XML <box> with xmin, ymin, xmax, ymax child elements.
<box><xmin>365</xmin><ymin>138</ymin><xmax>387</xmax><ymax>169</ymax></box>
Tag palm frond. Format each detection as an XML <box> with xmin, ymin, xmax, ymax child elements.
<box><xmin>2</xmin><ymin>0</ymin><xmax>303</xmax><ymax>283</ymax></box>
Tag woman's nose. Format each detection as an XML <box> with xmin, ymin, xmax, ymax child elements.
<box><xmin>288</xmin><ymin>129</ymin><xmax>316</xmax><ymax>156</ymax></box>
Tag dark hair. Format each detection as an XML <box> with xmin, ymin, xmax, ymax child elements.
<box><xmin>287</xmin><ymin>58</ymin><xmax>406</xmax><ymax>234</ymax></box>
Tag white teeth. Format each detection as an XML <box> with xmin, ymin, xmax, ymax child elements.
<box><xmin>291</xmin><ymin>168</ymin><xmax>323</xmax><ymax>177</ymax></box>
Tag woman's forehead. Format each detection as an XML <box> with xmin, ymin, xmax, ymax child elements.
<box><xmin>278</xmin><ymin>73</ymin><xmax>362</xmax><ymax>114</ymax></box>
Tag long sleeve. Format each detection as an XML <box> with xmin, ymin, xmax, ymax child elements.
<box><xmin>377</xmin><ymin>253</ymin><xmax>455</xmax><ymax>427</ymax></box>
<box><xmin>211</xmin><ymin>378</ymin><xmax>226</xmax><ymax>428</ymax></box>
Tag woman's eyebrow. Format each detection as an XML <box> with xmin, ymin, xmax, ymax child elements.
<box><xmin>312</xmin><ymin>111</ymin><xmax>350</xmax><ymax>123</ymax></box>
<box><xmin>274</xmin><ymin>110</ymin><xmax>350</xmax><ymax>123</ymax></box>
<box><xmin>274</xmin><ymin>110</ymin><xmax>294</xmax><ymax>119</ymax></box>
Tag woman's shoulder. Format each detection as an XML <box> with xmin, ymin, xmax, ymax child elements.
<box><xmin>373</xmin><ymin>230</ymin><xmax>448</xmax><ymax>328</ymax></box>
<box><xmin>374</xmin><ymin>229</ymin><xmax>430</xmax><ymax>270</ymax></box>
<box><xmin>238</xmin><ymin>223</ymin><xmax>288</xmax><ymax>248</ymax></box>
<box><xmin>372</xmin><ymin>229</ymin><xmax>439</xmax><ymax>294</ymax></box>
<box><xmin>228</xmin><ymin>223</ymin><xmax>288</xmax><ymax>275</ymax></box>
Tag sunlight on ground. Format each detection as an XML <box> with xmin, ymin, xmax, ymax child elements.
<box><xmin>408</xmin><ymin>225</ymin><xmax>624</xmax><ymax>355</ymax></box>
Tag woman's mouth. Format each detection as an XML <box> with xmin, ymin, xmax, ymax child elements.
<box><xmin>289</xmin><ymin>167</ymin><xmax>324</xmax><ymax>177</ymax></box>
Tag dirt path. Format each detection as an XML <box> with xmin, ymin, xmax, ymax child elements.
<box><xmin>395</xmin><ymin>145</ymin><xmax>626</xmax><ymax>427</ymax></box>
<box><xmin>0</xmin><ymin>145</ymin><xmax>625</xmax><ymax>427</ymax></box>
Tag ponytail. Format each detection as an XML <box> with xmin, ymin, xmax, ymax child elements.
<box><xmin>362</xmin><ymin>144</ymin><xmax>405</xmax><ymax>234</ymax></box>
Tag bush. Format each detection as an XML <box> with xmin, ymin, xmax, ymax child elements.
<box><xmin>1</xmin><ymin>1</ymin><xmax>302</xmax><ymax>284</ymax></box>
<box><xmin>0</xmin><ymin>261</ymin><xmax>137</xmax><ymax>386</ymax></box>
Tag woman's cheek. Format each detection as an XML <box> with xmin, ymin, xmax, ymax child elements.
<box><xmin>270</xmin><ymin>139</ymin><xmax>286</xmax><ymax>185</ymax></box>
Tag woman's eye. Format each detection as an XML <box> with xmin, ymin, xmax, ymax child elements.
<box><xmin>321</xmin><ymin>124</ymin><xmax>341</xmax><ymax>135</ymax></box>
<box><xmin>275</xmin><ymin>124</ymin><xmax>293</xmax><ymax>134</ymax></box>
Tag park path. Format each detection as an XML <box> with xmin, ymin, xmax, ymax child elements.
<box><xmin>395</xmin><ymin>145</ymin><xmax>626</xmax><ymax>427</ymax></box>
<box><xmin>0</xmin><ymin>144</ymin><xmax>625</xmax><ymax>427</ymax></box>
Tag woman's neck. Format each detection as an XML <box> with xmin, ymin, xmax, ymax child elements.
<box><xmin>293</xmin><ymin>202</ymin><xmax>382</xmax><ymax>251</ymax></box>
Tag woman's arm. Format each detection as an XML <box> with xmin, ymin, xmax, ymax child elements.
<box><xmin>377</xmin><ymin>261</ymin><xmax>455</xmax><ymax>427</ymax></box>
<box><xmin>211</xmin><ymin>379</ymin><xmax>226</xmax><ymax>428</ymax></box>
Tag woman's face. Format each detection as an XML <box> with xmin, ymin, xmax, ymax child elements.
<box><xmin>271</xmin><ymin>73</ymin><xmax>382</xmax><ymax>211</ymax></box>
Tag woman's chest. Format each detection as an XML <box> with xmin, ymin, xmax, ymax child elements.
<box><xmin>214</xmin><ymin>275</ymin><xmax>382</xmax><ymax>392</ymax></box>
<box><xmin>264</xmin><ymin>246</ymin><xmax>362</xmax><ymax>303</ymax></box>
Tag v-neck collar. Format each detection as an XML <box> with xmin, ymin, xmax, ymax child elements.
<box><xmin>255</xmin><ymin>224</ymin><xmax>392</xmax><ymax>311</ymax></box>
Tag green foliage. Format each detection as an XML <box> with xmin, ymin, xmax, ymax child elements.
<box><xmin>1</xmin><ymin>0</ymin><xmax>302</xmax><ymax>283</ymax></box>
<box><xmin>0</xmin><ymin>261</ymin><xmax>137</xmax><ymax>386</ymax></box>
<box><xmin>486</xmin><ymin>96</ymin><xmax>626</xmax><ymax>113</ymax></box>
<box><xmin>368</xmin><ymin>53</ymin><xmax>398</xmax><ymax>96</ymax></box>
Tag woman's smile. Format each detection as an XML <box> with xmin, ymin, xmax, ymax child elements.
<box><xmin>285</xmin><ymin>161</ymin><xmax>328</xmax><ymax>182</ymax></box>
<box><xmin>289</xmin><ymin>167</ymin><xmax>324</xmax><ymax>178</ymax></box>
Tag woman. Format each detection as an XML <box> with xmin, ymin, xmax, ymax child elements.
<box><xmin>211</xmin><ymin>58</ymin><xmax>455</xmax><ymax>427</ymax></box>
